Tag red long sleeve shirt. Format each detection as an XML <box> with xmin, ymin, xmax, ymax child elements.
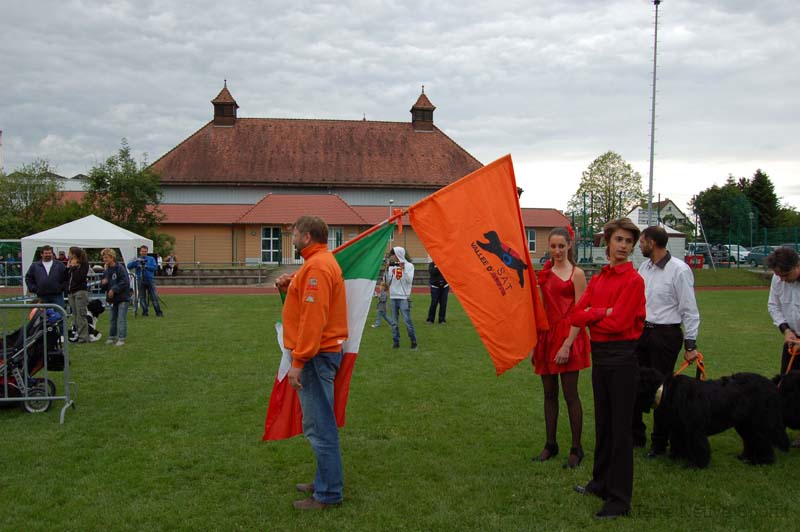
<box><xmin>570</xmin><ymin>261</ymin><xmax>645</xmax><ymax>343</ymax></box>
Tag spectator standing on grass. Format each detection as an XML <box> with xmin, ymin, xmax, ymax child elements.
<box><xmin>633</xmin><ymin>226</ymin><xmax>700</xmax><ymax>457</ymax></box>
<box><xmin>25</xmin><ymin>244</ymin><xmax>68</xmax><ymax>309</ymax></box>
<box><xmin>67</xmin><ymin>246</ymin><xmax>93</xmax><ymax>343</ymax></box>
<box><xmin>274</xmin><ymin>215</ymin><xmax>348</xmax><ymax>510</ymax></box>
<box><xmin>100</xmin><ymin>248</ymin><xmax>130</xmax><ymax>347</ymax></box>
<box><xmin>127</xmin><ymin>245</ymin><xmax>163</xmax><ymax>317</ymax></box>
<box><xmin>767</xmin><ymin>247</ymin><xmax>800</xmax><ymax>373</ymax></box>
<box><xmin>385</xmin><ymin>246</ymin><xmax>417</xmax><ymax>350</ymax></box>
<box><xmin>371</xmin><ymin>281</ymin><xmax>395</xmax><ymax>328</ymax></box>
<box><xmin>532</xmin><ymin>226</ymin><xmax>590</xmax><ymax>469</ymax></box>
<box><xmin>571</xmin><ymin>218</ymin><xmax>645</xmax><ymax>520</ymax></box>
<box><xmin>426</xmin><ymin>261</ymin><xmax>449</xmax><ymax>324</ymax></box>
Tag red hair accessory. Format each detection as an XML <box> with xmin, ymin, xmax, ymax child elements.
<box><xmin>566</xmin><ymin>225</ymin><xmax>575</xmax><ymax>240</ymax></box>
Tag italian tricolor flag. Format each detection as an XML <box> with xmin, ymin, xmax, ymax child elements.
<box><xmin>263</xmin><ymin>222</ymin><xmax>395</xmax><ymax>440</ymax></box>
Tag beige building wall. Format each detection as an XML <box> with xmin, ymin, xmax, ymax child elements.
<box><xmin>161</xmin><ymin>225</ymin><xmax>238</xmax><ymax>264</ymax></box>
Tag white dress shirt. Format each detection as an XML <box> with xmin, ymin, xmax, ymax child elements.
<box><xmin>638</xmin><ymin>252</ymin><xmax>700</xmax><ymax>341</ymax></box>
<box><xmin>768</xmin><ymin>274</ymin><xmax>800</xmax><ymax>332</ymax></box>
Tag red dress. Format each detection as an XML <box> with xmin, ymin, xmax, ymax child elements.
<box><xmin>532</xmin><ymin>264</ymin><xmax>591</xmax><ymax>375</ymax></box>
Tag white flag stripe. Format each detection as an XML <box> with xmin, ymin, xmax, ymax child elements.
<box><xmin>342</xmin><ymin>278</ymin><xmax>377</xmax><ymax>355</ymax></box>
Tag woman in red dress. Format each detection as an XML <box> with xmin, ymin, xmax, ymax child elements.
<box><xmin>533</xmin><ymin>226</ymin><xmax>590</xmax><ymax>468</ymax></box>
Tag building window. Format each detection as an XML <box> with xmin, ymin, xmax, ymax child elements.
<box><xmin>261</xmin><ymin>226</ymin><xmax>281</xmax><ymax>263</ymax></box>
<box><xmin>328</xmin><ymin>227</ymin><xmax>344</xmax><ymax>250</ymax></box>
<box><xmin>527</xmin><ymin>228</ymin><xmax>536</xmax><ymax>253</ymax></box>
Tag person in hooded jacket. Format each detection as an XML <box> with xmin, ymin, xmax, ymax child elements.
<box><xmin>385</xmin><ymin>246</ymin><xmax>418</xmax><ymax>350</ymax></box>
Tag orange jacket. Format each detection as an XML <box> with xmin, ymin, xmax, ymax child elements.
<box><xmin>282</xmin><ymin>242</ymin><xmax>348</xmax><ymax>368</ymax></box>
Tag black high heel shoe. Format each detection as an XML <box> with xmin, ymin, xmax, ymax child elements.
<box><xmin>533</xmin><ymin>442</ymin><xmax>559</xmax><ymax>462</ymax></box>
<box><xmin>563</xmin><ymin>446</ymin><xmax>584</xmax><ymax>469</ymax></box>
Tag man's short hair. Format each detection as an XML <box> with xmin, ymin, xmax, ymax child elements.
<box><xmin>602</xmin><ymin>217</ymin><xmax>641</xmax><ymax>246</ymax></box>
<box><xmin>139</xmin><ymin>245</ymin><xmax>149</xmax><ymax>252</ymax></box>
<box><xmin>294</xmin><ymin>216</ymin><xmax>328</xmax><ymax>244</ymax></box>
<box><xmin>41</xmin><ymin>245</ymin><xmax>53</xmax><ymax>252</ymax></box>
<box><xmin>766</xmin><ymin>247</ymin><xmax>799</xmax><ymax>273</ymax></box>
<box><xmin>641</xmin><ymin>226</ymin><xmax>668</xmax><ymax>248</ymax></box>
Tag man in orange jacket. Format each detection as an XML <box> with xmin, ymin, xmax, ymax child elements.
<box><xmin>275</xmin><ymin>216</ymin><xmax>348</xmax><ymax>510</ymax></box>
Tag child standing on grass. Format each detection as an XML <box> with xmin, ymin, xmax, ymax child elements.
<box><xmin>371</xmin><ymin>282</ymin><xmax>395</xmax><ymax>328</ymax></box>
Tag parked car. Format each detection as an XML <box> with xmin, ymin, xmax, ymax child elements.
<box><xmin>721</xmin><ymin>244</ymin><xmax>750</xmax><ymax>263</ymax></box>
<box><xmin>747</xmin><ymin>245</ymin><xmax>779</xmax><ymax>267</ymax></box>
<box><xmin>779</xmin><ymin>243</ymin><xmax>800</xmax><ymax>252</ymax></box>
<box><xmin>686</xmin><ymin>243</ymin><xmax>711</xmax><ymax>262</ymax></box>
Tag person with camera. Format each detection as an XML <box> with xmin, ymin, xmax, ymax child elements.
<box><xmin>127</xmin><ymin>245</ymin><xmax>163</xmax><ymax>317</ymax></box>
<box><xmin>385</xmin><ymin>247</ymin><xmax>418</xmax><ymax>350</ymax></box>
<box><xmin>101</xmin><ymin>248</ymin><xmax>130</xmax><ymax>347</ymax></box>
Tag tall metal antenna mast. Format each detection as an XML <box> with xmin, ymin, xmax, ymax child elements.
<box><xmin>647</xmin><ymin>0</ymin><xmax>662</xmax><ymax>226</ymax></box>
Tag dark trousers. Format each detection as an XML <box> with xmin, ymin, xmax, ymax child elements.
<box><xmin>139</xmin><ymin>280</ymin><xmax>162</xmax><ymax>316</ymax></box>
<box><xmin>427</xmin><ymin>285</ymin><xmax>449</xmax><ymax>323</ymax></box>
<box><xmin>780</xmin><ymin>343</ymin><xmax>800</xmax><ymax>374</ymax></box>
<box><xmin>632</xmin><ymin>326</ymin><xmax>683</xmax><ymax>449</ymax></box>
<box><xmin>590</xmin><ymin>341</ymin><xmax>638</xmax><ymax>513</ymax></box>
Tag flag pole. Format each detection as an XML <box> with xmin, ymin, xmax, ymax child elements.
<box><xmin>331</xmin><ymin>209</ymin><xmax>406</xmax><ymax>254</ymax></box>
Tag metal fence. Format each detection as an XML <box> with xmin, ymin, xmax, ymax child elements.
<box><xmin>1</xmin><ymin>303</ymin><xmax>76</xmax><ymax>423</ymax></box>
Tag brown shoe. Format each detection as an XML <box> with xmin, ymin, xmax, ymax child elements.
<box><xmin>292</xmin><ymin>497</ymin><xmax>340</xmax><ymax>510</ymax></box>
<box><xmin>295</xmin><ymin>483</ymin><xmax>315</xmax><ymax>494</ymax></box>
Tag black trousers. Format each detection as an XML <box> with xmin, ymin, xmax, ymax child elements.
<box><xmin>589</xmin><ymin>341</ymin><xmax>638</xmax><ymax>513</ymax></box>
<box><xmin>632</xmin><ymin>326</ymin><xmax>683</xmax><ymax>449</ymax></box>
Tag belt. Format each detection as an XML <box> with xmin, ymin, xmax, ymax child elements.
<box><xmin>644</xmin><ymin>322</ymin><xmax>681</xmax><ymax>329</ymax></box>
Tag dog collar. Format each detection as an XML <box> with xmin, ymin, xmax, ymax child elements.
<box><xmin>653</xmin><ymin>384</ymin><xmax>664</xmax><ymax>409</ymax></box>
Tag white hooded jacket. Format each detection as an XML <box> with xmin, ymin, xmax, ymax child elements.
<box><xmin>385</xmin><ymin>246</ymin><xmax>414</xmax><ymax>300</ymax></box>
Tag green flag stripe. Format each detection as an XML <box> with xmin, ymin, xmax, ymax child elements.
<box><xmin>334</xmin><ymin>223</ymin><xmax>395</xmax><ymax>280</ymax></box>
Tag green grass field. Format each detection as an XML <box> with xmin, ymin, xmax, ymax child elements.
<box><xmin>1</xmin><ymin>290</ymin><xmax>797</xmax><ymax>531</ymax></box>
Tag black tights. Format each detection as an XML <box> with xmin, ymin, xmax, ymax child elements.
<box><xmin>541</xmin><ymin>371</ymin><xmax>583</xmax><ymax>448</ymax></box>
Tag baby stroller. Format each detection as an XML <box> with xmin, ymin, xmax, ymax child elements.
<box><xmin>0</xmin><ymin>308</ymin><xmax>65</xmax><ymax>413</ymax></box>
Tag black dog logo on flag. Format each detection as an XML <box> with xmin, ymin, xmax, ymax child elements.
<box><xmin>476</xmin><ymin>231</ymin><xmax>528</xmax><ymax>288</ymax></box>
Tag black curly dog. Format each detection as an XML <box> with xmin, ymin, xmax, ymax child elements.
<box><xmin>476</xmin><ymin>231</ymin><xmax>528</xmax><ymax>288</ymax></box>
<box><xmin>637</xmin><ymin>367</ymin><xmax>789</xmax><ymax>468</ymax></box>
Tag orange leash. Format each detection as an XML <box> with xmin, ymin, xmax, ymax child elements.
<box><xmin>674</xmin><ymin>352</ymin><xmax>706</xmax><ymax>381</ymax></box>
<box><xmin>785</xmin><ymin>344</ymin><xmax>799</xmax><ymax>374</ymax></box>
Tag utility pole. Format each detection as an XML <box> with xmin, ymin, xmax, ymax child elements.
<box><xmin>647</xmin><ymin>0</ymin><xmax>662</xmax><ymax>226</ymax></box>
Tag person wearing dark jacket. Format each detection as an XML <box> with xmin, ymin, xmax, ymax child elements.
<box><xmin>25</xmin><ymin>244</ymin><xmax>68</xmax><ymax>309</ymax></box>
<box><xmin>127</xmin><ymin>245</ymin><xmax>163</xmax><ymax>317</ymax></box>
<box><xmin>426</xmin><ymin>261</ymin><xmax>449</xmax><ymax>324</ymax></box>
<box><xmin>100</xmin><ymin>248</ymin><xmax>130</xmax><ymax>347</ymax></box>
<box><xmin>67</xmin><ymin>246</ymin><xmax>93</xmax><ymax>343</ymax></box>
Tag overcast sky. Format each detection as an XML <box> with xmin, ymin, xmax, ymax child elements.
<box><xmin>2</xmin><ymin>0</ymin><xmax>798</xmax><ymax>214</ymax></box>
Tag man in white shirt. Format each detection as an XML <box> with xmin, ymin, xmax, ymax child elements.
<box><xmin>633</xmin><ymin>226</ymin><xmax>701</xmax><ymax>457</ymax></box>
<box><xmin>766</xmin><ymin>247</ymin><xmax>800</xmax><ymax>375</ymax></box>
<box><xmin>385</xmin><ymin>246</ymin><xmax>418</xmax><ymax>350</ymax></box>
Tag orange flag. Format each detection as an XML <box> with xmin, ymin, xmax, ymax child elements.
<box><xmin>408</xmin><ymin>154</ymin><xmax>548</xmax><ymax>375</ymax></box>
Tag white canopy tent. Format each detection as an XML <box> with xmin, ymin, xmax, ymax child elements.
<box><xmin>21</xmin><ymin>215</ymin><xmax>152</xmax><ymax>294</ymax></box>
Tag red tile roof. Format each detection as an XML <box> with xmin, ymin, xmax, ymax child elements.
<box><xmin>411</xmin><ymin>93</ymin><xmax>435</xmax><ymax>111</ymax></box>
<box><xmin>150</xmin><ymin>118</ymin><xmax>482</xmax><ymax>188</ymax></box>
<box><xmin>520</xmin><ymin>208</ymin><xmax>571</xmax><ymax>228</ymax></box>
<box><xmin>351</xmin><ymin>205</ymin><xmax>412</xmax><ymax>225</ymax></box>
<box><xmin>211</xmin><ymin>86</ymin><xmax>238</xmax><ymax>105</ymax></box>
<box><xmin>237</xmin><ymin>194</ymin><xmax>368</xmax><ymax>225</ymax></box>
<box><xmin>60</xmin><ymin>191</ymin><xmax>85</xmax><ymax>203</ymax></box>
<box><xmin>159</xmin><ymin>204</ymin><xmax>252</xmax><ymax>224</ymax></box>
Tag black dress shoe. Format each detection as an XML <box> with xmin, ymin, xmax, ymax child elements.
<box><xmin>646</xmin><ymin>446</ymin><xmax>666</xmax><ymax>459</ymax></box>
<box><xmin>573</xmin><ymin>484</ymin><xmax>605</xmax><ymax>500</ymax></box>
<box><xmin>594</xmin><ymin>507</ymin><xmax>629</xmax><ymax>520</ymax></box>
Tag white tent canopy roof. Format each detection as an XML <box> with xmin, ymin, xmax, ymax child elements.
<box><xmin>21</xmin><ymin>215</ymin><xmax>152</xmax><ymax>293</ymax></box>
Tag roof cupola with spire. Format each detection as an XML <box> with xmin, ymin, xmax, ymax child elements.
<box><xmin>410</xmin><ymin>85</ymin><xmax>435</xmax><ymax>131</ymax></box>
<box><xmin>212</xmin><ymin>80</ymin><xmax>239</xmax><ymax>126</ymax></box>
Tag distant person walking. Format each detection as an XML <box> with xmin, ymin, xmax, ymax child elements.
<box><xmin>426</xmin><ymin>261</ymin><xmax>449</xmax><ymax>324</ymax></box>
<box><xmin>67</xmin><ymin>246</ymin><xmax>92</xmax><ymax>343</ymax></box>
<box><xmin>385</xmin><ymin>246</ymin><xmax>417</xmax><ymax>350</ymax></box>
<box><xmin>100</xmin><ymin>248</ymin><xmax>130</xmax><ymax>347</ymax></box>
<box><xmin>127</xmin><ymin>245</ymin><xmax>163</xmax><ymax>317</ymax></box>
<box><xmin>25</xmin><ymin>244</ymin><xmax>68</xmax><ymax>309</ymax></box>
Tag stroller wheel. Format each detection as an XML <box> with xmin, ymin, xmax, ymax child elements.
<box><xmin>22</xmin><ymin>385</ymin><xmax>52</xmax><ymax>414</ymax></box>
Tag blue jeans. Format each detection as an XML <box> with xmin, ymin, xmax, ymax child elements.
<box><xmin>139</xmin><ymin>281</ymin><xmax>162</xmax><ymax>315</ymax></box>
<box><xmin>391</xmin><ymin>298</ymin><xmax>416</xmax><ymax>345</ymax></box>
<box><xmin>373</xmin><ymin>310</ymin><xmax>395</xmax><ymax>327</ymax></box>
<box><xmin>427</xmin><ymin>285</ymin><xmax>449</xmax><ymax>323</ymax></box>
<box><xmin>109</xmin><ymin>301</ymin><xmax>129</xmax><ymax>340</ymax></box>
<box><xmin>40</xmin><ymin>293</ymin><xmax>66</xmax><ymax>313</ymax></box>
<box><xmin>298</xmin><ymin>351</ymin><xmax>344</xmax><ymax>504</ymax></box>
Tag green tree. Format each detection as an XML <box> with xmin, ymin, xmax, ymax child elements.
<box><xmin>0</xmin><ymin>159</ymin><xmax>64</xmax><ymax>237</ymax></box>
<box><xmin>568</xmin><ymin>151</ymin><xmax>643</xmax><ymax>230</ymax></box>
<box><xmin>83</xmin><ymin>139</ymin><xmax>171</xmax><ymax>251</ymax></box>
<box><xmin>739</xmin><ymin>169</ymin><xmax>780</xmax><ymax>229</ymax></box>
<box><xmin>690</xmin><ymin>177</ymin><xmax>751</xmax><ymax>244</ymax></box>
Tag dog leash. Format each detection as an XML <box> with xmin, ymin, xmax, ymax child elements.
<box><xmin>785</xmin><ymin>344</ymin><xmax>799</xmax><ymax>374</ymax></box>
<box><xmin>674</xmin><ymin>352</ymin><xmax>706</xmax><ymax>381</ymax></box>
